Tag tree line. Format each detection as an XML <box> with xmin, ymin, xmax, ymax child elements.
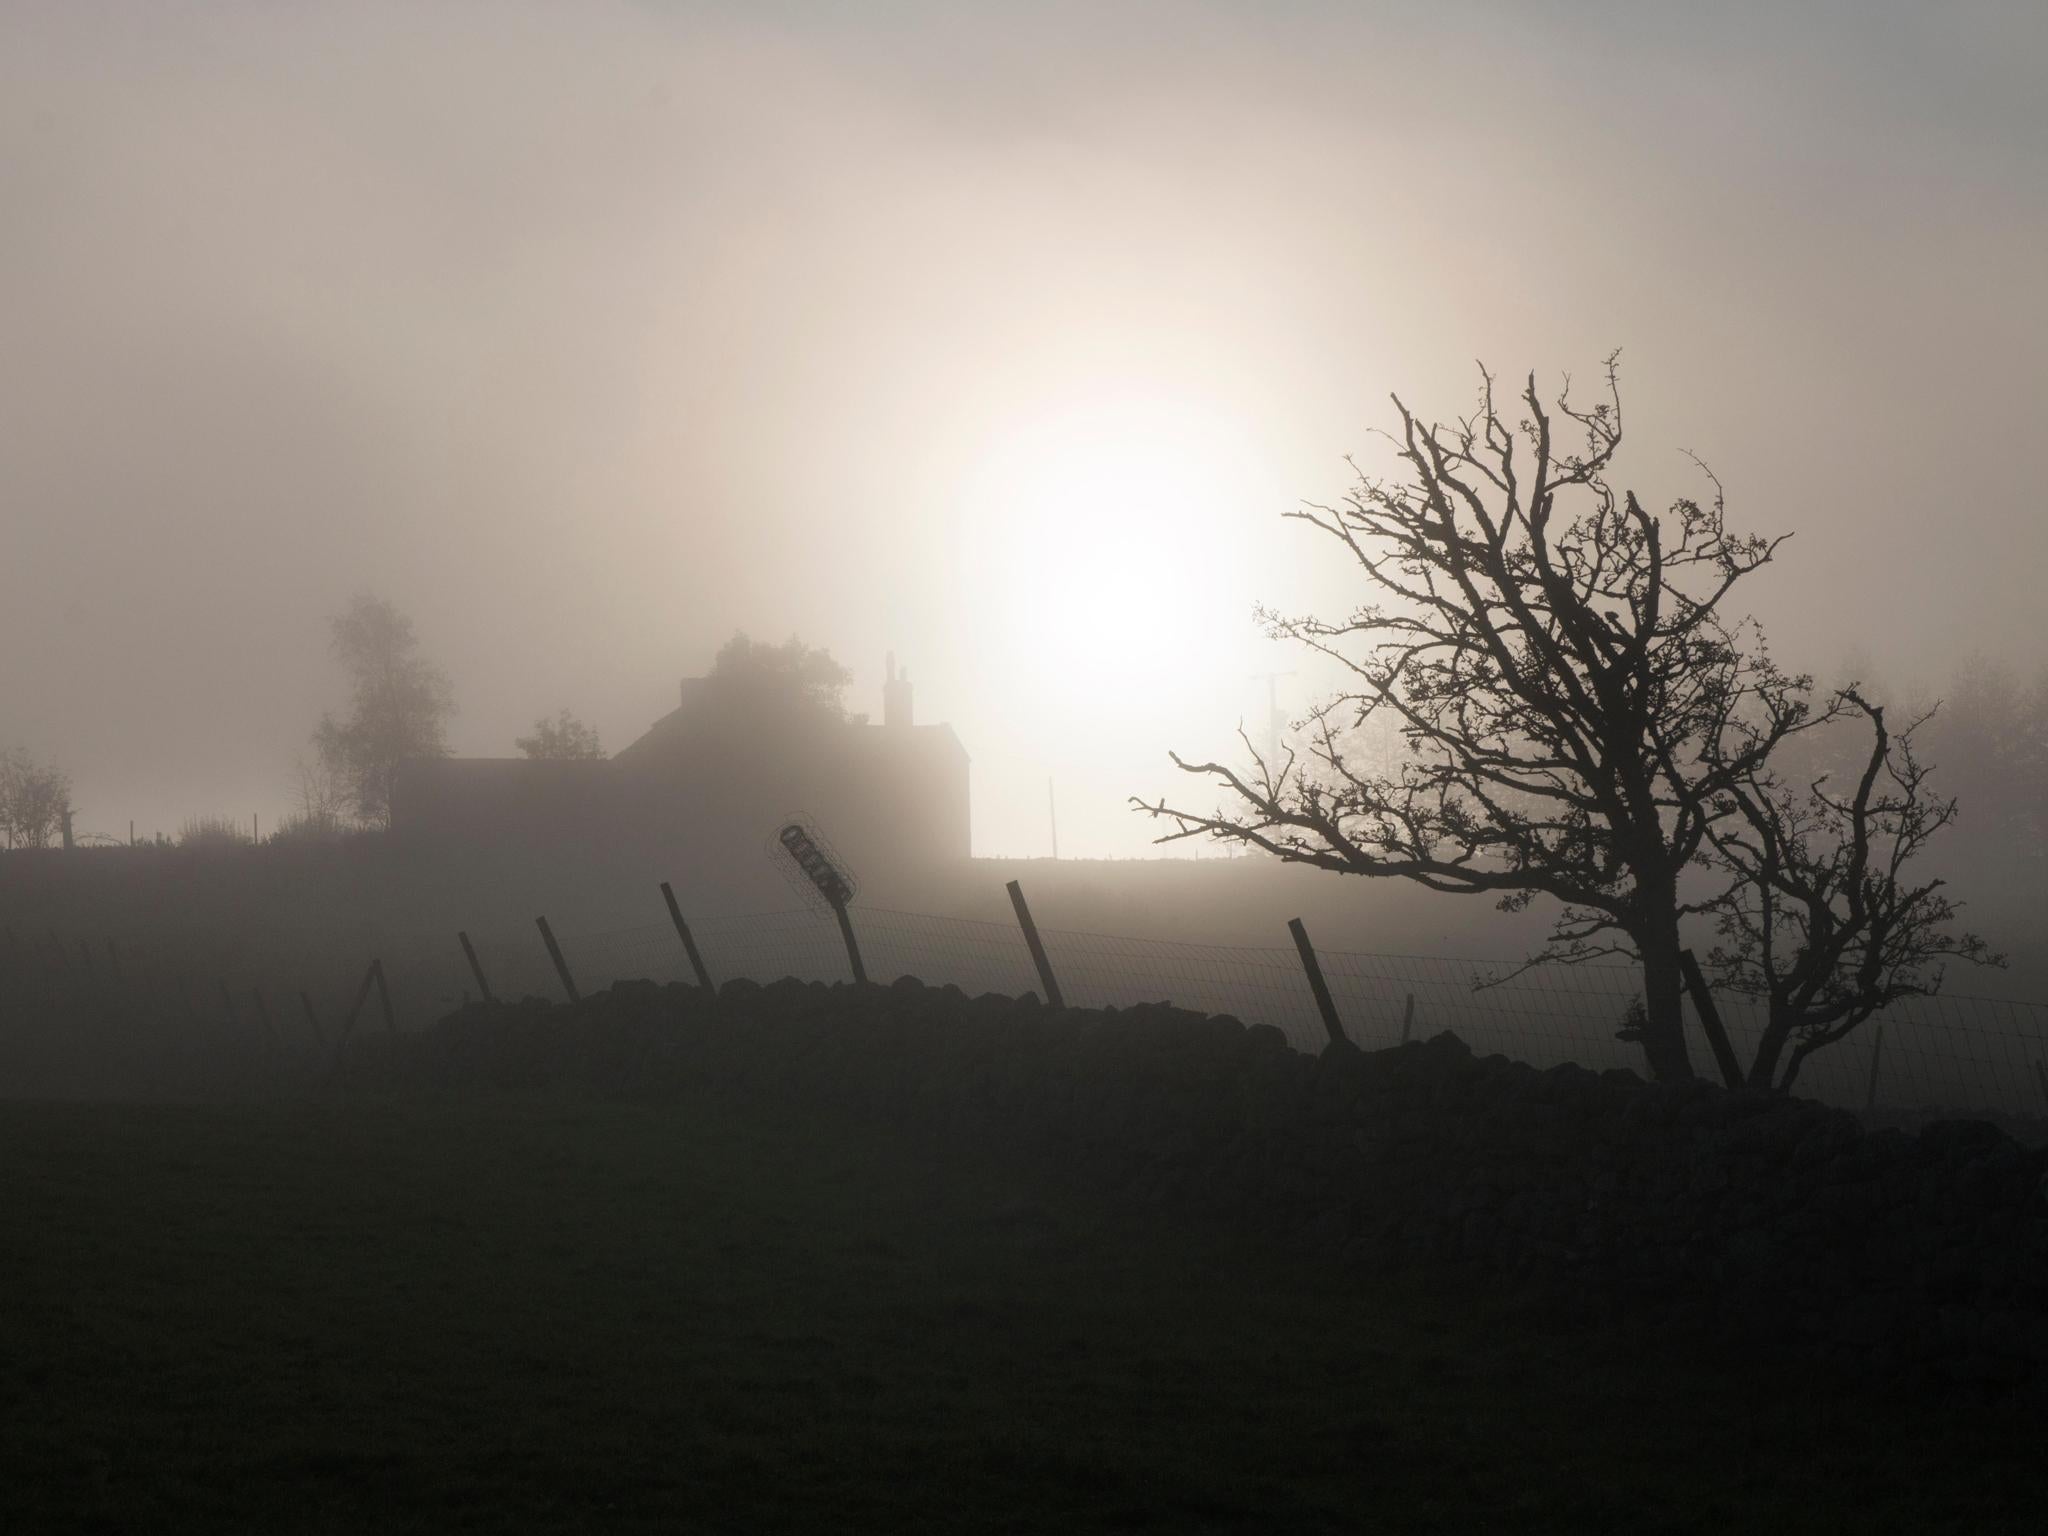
<box><xmin>7</xmin><ymin>604</ymin><xmax>857</xmax><ymax>849</ymax></box>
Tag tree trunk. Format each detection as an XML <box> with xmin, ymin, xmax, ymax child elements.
<box><xmin>1637</xmin><ymin>933</ymin><xmax>1696</xmax><ymax>1083</ymax></box>
<box><xmin>1747</xmin><ymin>1006</ymin><xmax>1794</xmax><ymax>1090</ymax></box>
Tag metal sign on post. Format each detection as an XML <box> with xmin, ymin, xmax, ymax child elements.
<box><xmin>768</xmin><ymin>816</ymin><xmax>866</xmax><ymax>985</ymax></box>
<box><xmin>775</xmin><ymin>822</ymin><xmax>856</xmax><ymax>909</ymax></box>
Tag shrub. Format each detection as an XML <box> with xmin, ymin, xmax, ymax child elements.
<box><xmin>178</xmin><ymin>815</ymin><xmax>252</xmax><ymax>850</ymax></box>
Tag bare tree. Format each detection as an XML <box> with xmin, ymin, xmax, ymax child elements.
<box><xmin>0</xmin><ymin>749</ymin><xmax>72</xmax><ymax>849</ymax></box>
<box><xmin>1704</xmin><ymin>690</ymin><xmax>2001</xmax><ymax>1091</ymax></box>
<box><xmin>294</xmin><ymin>754</ymin><xmax>353</xmax><ymax>825</ymax></box>
<box><xmin>515</xmin><ymin>708</ymin><xmax>606</xmax><ymax>760</ymax></box>
<box><xmin>1135</xmin><ymin>358</ymin><xmax>1818</xmax><ymax>1082</ymax></box>
<box><xmin>270</xmin><ymin>755</ymin><xmax>355</xmax><ymax>843</ymax></box>
<box><xmin>312</xmin><ymin>594</ymin><xmax>455</xmax><ymax>827</ymax></box>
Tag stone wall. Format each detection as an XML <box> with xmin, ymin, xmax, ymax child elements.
<box><xmin>350</xmin><ymin>974</ymin><xmax>2048</xmax><ymax>1388</ymax></box>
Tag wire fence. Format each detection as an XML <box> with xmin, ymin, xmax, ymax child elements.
<box><xmin>358</xmin><ymin>901</ymin><xmax>2048</xmax><ymax>1123</ymax></box>
<box><xmin>7</xmin><ymin>895</ymin><xmax>2048</xmax><ymax>1125</ymax></box>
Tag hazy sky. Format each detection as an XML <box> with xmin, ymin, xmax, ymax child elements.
<box><xmin>4</xmin><ymin>0</ymin><xmax>2044</xmax><ymax>854</ymax></box>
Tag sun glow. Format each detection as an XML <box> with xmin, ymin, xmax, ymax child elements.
<box><xmin>955</xmin><ymin>391</ymin><xmax>1265</xmax><ymax>724</ymax></box>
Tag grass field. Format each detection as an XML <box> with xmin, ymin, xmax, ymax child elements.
<box><xmin>1</xmin><ymin>1085</ymin><xmax>2042</xmax><ymax>1533</ymax></box>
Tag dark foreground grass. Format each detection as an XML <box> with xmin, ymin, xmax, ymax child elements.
<box><xmin>0</xmin><ymin>1088</ymin><xmax>2040</xmax><ymax>1534</ymax></box>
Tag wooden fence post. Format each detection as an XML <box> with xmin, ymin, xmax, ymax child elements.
<box><xmin>457</xmin><ymin>931</ymin><xmax>497</xmax><ymax>1005</ymax></box>
<box><xmin>1678</xmin><ymin>949</ymin><xmax>1744</xmax><ymax>1091</ymax></box>
<box><xmin>1400</xmin><ymin>993</ymin><xmax>1416</xmax><ymax>1044</ymax></box>
<box><xmin>1286</xmin><ymin>918</ymin><xmax>1348</xmax><ymax>1048</ymax></box>
<box><xmin>832</xmin><ymin>901</ymin><xmax>868</xmax><ymax>987</ymax></box>
<box><xmin>1005</xmin><ymin>880</ymin><xmax>1064</xmax><ymax>1009</ymax></box>
<box><xmin>371</xmin><ymin>959</ymin><xmax>397</xmax><ymax>1034</ymax></box>
<box><xmin>659</xmin><ymin>882</ymin><xmax>715</xmax><ymax>993</ymax></box>
<box><xmin>535</xmin><ymin>917</ymin><xmax>580</xmax><ymax>1003</ymax></box>
<box><xmin>324</xmin><ymin>960</ymin><xmax>381</xmax><ymax>1091</ymax></box>
<box><xmin>1864</xmin><ymin>1024</ymin><xmax>1886</xmax><ymax>1111</ymax></box>
<box><xmin>299</xmin><ymin>991</ymin><xmax>326</xmax><ymax>1049</ymax></box>
<box><xmin>339</xmin><ymin>962</ymin><xmax>377</xmax><ymax>1043</ymax></box>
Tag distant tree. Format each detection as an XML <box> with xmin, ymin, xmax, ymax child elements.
<box><xmin>267</xmin><ymin>758</ymin><xmax>352</xmax><ymax>844</ymax></box>
<box><xmin>1135</xmin><ymin>359</ymin><xmax>1821</xmax><ymax>1083</ymax></box>
<box><xmin>311</xmin><ymin>594</ymin><xmax>456</xmax><ymax>827</ymax></box>
<box><xmin>1703</xmin><ymin>690</ymin><xmax>2001</xmax><ymax>1090</ymax></box>
<box><xmin>515</xmin><ymin>708</ymin><xmax>606</xmax><ymax>760</ymax></box>
<box><xmin>290</xmin><ymin>754</ymin><xmax>353</xmax><ymax>832</ymax></box>
<box><xmin>1920</xmin><ymin>654</ymin><xmax>2047</xmax><ymax>868</ymax></box>
<box><xmin>708</xmin><ymin>632</ymin><xmax>852</xmax><ymax>719</ymax></box>
<box><xmin>0</xmin><ymin>749</ymin><xmax>72</xmax><ymax>849</ymax></box>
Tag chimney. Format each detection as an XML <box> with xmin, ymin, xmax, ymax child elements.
<box><xmin>883</xmin><ymin>651</ymin><xmax>913</xmax><ymax>728</ymax></box>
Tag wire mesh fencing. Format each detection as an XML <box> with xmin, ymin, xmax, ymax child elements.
<box><xmin>12</xmin><ymin>896</ymin><xmax>2048</xmax><ymax>1125</ymax></box>
<box><xmin>355</xmin><ymin>902</ymin><xmax>2048</xmax><ymax>1123</ymax></box>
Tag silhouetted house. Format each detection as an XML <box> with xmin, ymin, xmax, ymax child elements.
<box><xmin>391</xmin><ymin>658</ymin><xmax>969</xmax><ymax>877</ymax></box>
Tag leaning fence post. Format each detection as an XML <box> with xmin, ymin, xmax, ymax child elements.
<box><xmin>1400</xmin><ymin>992</ymin><xmax>1416</xmax><ymax>1044</ymax></box>
<box><xmin>1005</xmin><ymin>880</ymin><xmax>1065</xmax><ymax>1009</ymax></box>
<box><xmin>370</xmin><ymin>958</ymin><xmax>397</xmax><ymax>1034</ymax></box>
<box><xmin>1286</xmin><ymin>918</ymin><xmax>1348</xmax><ymax>1048</ymax></box>
<box><xmin>457</xmin><ymin>931</ymin><xmax>497</xmax><ymax>1004</ymax></box>
<box><xmin>1864</xmin><ymin>1024</ymin><xmax>1886</xmax><ymax>1111</ymax></box>
<box><xmin>299</xmin><ymin>990</ymin><xmax>326</xmax><ymax>1049</ymax></box>
<box><xmin>1679</xmin><ymin>949</ymin><xmax>1744</xmax><ymax>1091</ymax></box>
<box><xmin>325</xmin><ymin>960</ymin><xmax>381</xmax><ymax>1091</ymax></box>
<box><xmin>659</xmin><ymin>882</ymin><xmax>715</xmax><ymax>993</ymax></box>
<box><xmin>339</xmin><ymin>961</ymin><xmax>377</xmax><ymax>1042</ymax></box>
<box><xmin>535</xmin><ymin>917</ymin><xmax>580</xmax><ymax>1003</ymax></box>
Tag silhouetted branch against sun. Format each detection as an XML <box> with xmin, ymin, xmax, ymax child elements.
<box><xmin>1700</xmin><ymin>688</ymin><xmax>2004</xmax><ymax>1091</ymax></box>
<box><xmin>1134</xmin><ymin>356</ymin><xmax>1832</xmax><ymax>1083</ymax></box>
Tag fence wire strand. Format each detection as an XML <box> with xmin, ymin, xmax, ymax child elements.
<box><xmin>11</xmin><ymin>900</ymin><xmax>2048</xmax><ymax>1124</ymax></box>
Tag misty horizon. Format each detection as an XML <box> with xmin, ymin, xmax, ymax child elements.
<box><xmin>5</xmin><ymin>1</ymin><xmax>2046</xmax><ymax>857</ymax></box>
<box><xmin>7</xmin><ymin>8</ymin><xmax>2048</xmax><ymax>1528</ymax></box>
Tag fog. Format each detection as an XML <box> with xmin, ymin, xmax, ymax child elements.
<box><xmin>3</xmin><ymin>0</ymin><xmax>2044</xmax><ymax>857</ymax></box>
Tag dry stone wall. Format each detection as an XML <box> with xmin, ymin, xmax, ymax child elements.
<box><xmin>348</xmin><ymin>974</ymin><xmax>2048</xmax><ymax>1390</ymax></box>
